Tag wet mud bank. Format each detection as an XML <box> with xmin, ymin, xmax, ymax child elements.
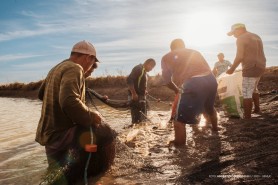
<box><xmin>89</xmin><ymin>89</ymin><xmax>277</xmax><ymax>184</ymax></box>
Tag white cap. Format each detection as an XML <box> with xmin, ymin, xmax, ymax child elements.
<box><xmin>72</xmin><ymin>40</ymin><xmax>99</xmax><ymax>62</ymax></box>
<box><xmin>227</xmin><ymin>23</ymin><xmax>246</xmax><ymax>36</ymax></box>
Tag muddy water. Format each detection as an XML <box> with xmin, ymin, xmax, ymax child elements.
<box><xmin>0</xmin><ymin>98</ymin><xmax>46</xmax><ymax>185</ymax></box>
<box><xmin>0</xmin><ymin>97</ymin><xmax>224</xmax><ymax>184</ymax></box>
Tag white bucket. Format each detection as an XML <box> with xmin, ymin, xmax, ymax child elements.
<box><xmin>217</xmin><ymin>71</ymin><xmax>244</xmax><ymax>118</ymax></box>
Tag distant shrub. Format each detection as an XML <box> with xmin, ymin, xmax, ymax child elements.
<box><xmin>22</xmin><ymin>80</ymin><xmax>43</xmax><ymax>91</ymax></box>
<box><xmin>0</xmin><ymin>80</ymin><xmax>43</xmax><ymax>91</ymax></box>
<box><xmin>0</xmin><ymin>82</ymin><xmax>25</xmax><ymax>90</ymax></box>
<box><xmin>86</xmin><ymin>75</ymin><xmax>127</xmax><ymax>88</ymax></box>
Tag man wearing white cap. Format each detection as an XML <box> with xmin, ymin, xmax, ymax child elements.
<box><xmin>36</xmin><ymin>40</ymin><xmax>103</xmax><ymax>183</ymax></box>
<box><xmin>226</xmin><ymin>23</ymin><xmax>266</xmax><ymax>119</ymax></box>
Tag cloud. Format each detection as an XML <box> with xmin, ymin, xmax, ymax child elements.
<box><xmin>0</xmin><ymin>54</ymin><xmax>44</xmax><ymax>63</ymax></box>
<box><xmin>0</xmin><ymin>24</ymin><xmax>67</xmax><ymax>42</ymax></box>
<box><xmin>20</xmin><ymin>10</ymin><xmax>46</xmax><ymax>19</ymax></box>
<box><xmin>11</xmin><ymin>60</ymin><xmax>56</xmax><ymax>70</ymax></box>
<box><xmin>0</xmin><ymin>0</ymin><xmax>277</xmax><ymax>83</ymax></box>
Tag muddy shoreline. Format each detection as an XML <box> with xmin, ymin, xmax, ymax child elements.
<box><xmin>0</xmin><ymin>66</ymin><xmax>277</xmax><ymax>184</ymax></box>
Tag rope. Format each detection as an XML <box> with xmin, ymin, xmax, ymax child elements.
<box><xmin>147</xmin><ymin>94</ymin><xmax>171</xmax><ymax>106</ymax></box>
<box><xmin>139</xmin><ymin>111</ymin><xmax>154</xmax><ymax>124</ymax></box>
<box><xmin>86</xmin><ymin>88</ymin><xmax>131</xmax><ymax>110</ymax></box>
<box><xmin>84</xmin><ymin>126</ymin><xmax>93</xmax><ymax>185</ymax></box>
<box><xmin>84</xmin><ymin>91</ymin><xmax>99</xmax><ymax>185</ymax></box>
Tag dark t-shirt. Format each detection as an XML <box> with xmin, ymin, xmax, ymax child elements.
<box><xmin>126</xmin><ymin>64</ymin><xmax>147</xmax><ymax>95</ymax></box>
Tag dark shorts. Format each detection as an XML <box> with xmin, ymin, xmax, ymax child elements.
<box><xmin>176</xmin><ymin>74</ymin><xmax>217</xmax><ymax>124</ymax></box>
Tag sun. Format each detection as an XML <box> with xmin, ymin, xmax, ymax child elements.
<box><xmin>178</xmin><ymin>11</ymin><xmax>228</xmax><ymax>47</ymax></box>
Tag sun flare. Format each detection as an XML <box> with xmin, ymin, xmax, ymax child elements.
<box><xmin>178</xmin><ymin>11</ymin><xmax>228</xmax><ymax>47</ymax></box>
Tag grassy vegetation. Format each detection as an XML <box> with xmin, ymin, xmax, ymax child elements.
<box><xmin>0</xmin><ymin>66</ymin><xmax>276</xmax><ymax>100</ymax></box>
<box><xmin>0</xmin><ymin>74</ymin><xmax>175</xmax><ymax>100</ymax></box>
<box><xmin>0</xmin><ymin>80</ymin><xmax>43</xmax><ymax>91</ymax></box>
<box><xmin>86</xmin><ymin>75</ymin><xmax>127</xmax><ymax>88</ymax></box>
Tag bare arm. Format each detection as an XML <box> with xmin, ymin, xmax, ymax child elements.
<box><xmin>227</xmin><ymin>40</ymin><xmax>244</xmax><ymax>74</ymax></box>
<box><xmin>127</xmin><ymin>66</ymin><xmax>141</xmax><ymax>101</ymax></box>
<box><xmin>128</xmin><ymin>84</ymin><xmax>138</xmax><ymax>101</ymax></box>
<box><xmin>212</xmin><ymin>67</ymin><xmax>217</xmax><ymax>76</ymax></box>
<box><xmin>167</xmin><ymin>81</ymin><xmax>179</xmax><ymax>94</ymax></box>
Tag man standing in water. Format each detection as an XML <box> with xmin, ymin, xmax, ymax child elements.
<box><xmin>127</xmin><ymin>58</ymin><xmax>156</xmax><ymax>124</ymax></box>
<box><xmin>226</xmin><ymin>23</ymin><xmax>266</xmax><ymax>119</ymax></box>
<box><xmin>36</xmin><ymin>40</ymin><xmax>103</xmax><ymax>183</ymax></box>
<box><xmin>161</xmin><ymin>38</ymin><xmax>218</xmax><ymax>146</ymax></box>
<box><xmin>212</xmin><ymin>52</ymin><xmax>232</xmax><ymax>77</ymax></box>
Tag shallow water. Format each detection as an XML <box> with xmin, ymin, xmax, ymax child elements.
<box><xmin>0</xmin><ymin>97</ymin><xmax>223</xmax><ymax>184</ymax></box>
<box><xmin>0</xmin><ymin>98</ymin><xmax>46</xmax><ymax>185</ymax></box>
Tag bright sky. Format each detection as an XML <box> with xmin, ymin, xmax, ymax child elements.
<box><xmin>0</xmin><ymin>0</ymin><xmax>277</xmax><ymax>83</ymax></box>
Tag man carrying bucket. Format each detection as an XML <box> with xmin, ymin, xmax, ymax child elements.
<box><xmin>226</xmin><ymin>23</ymin><xmax>266</xmax><ymax>119</ymax></box>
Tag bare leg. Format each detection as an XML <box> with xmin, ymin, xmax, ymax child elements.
<box><xmin>171</xmin><ymin>121</ymin><xmax>186</xmax><ymax>146</ymax></box>
<box><xmin>252</xmin><ymin>93</ymin><xmax>261</xmax><ymax>113</ymax></box>
<box><xmin>203</xmin><ymin>113</ymin><xmax>210</xmax><ymax>124</ymax></box>
<box><xmin>203</xmin><ymin>108</ymin><xmax>218</xmax><ymax>131</ymax></box>
<box><xmin>243</xmin><ymin>98</ymin><xmax>253</xmax><ymax>119</ymax></box>
<box><xmin>209</xmin><ymin>108</ymin><xmax>218</xmax><ymax>131</ymax></box>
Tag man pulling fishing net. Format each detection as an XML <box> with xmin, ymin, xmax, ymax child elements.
<box><xmin>36</xmin><ymin>40</ymin><xmax>116</xmax><ymax>184</ymax></box>
<box><xmin>161</xmin><ymin>39</ymin><xmax>218</xmax><ymax>146</ymax></box>
<box><xmin>126</xmin><ymin>58</ymin><xmax>156</xmax><ymax>124</ymax></box>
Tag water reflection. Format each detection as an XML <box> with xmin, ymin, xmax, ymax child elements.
<box><xmin>0</xmin><ymin>97</ymin><xmax>224</xmax><ymax>184</ymax></box>
<box><xmin>0</xmin><ymin>97</ymin><xmax>46</xmax><ymax>185</ymax></box>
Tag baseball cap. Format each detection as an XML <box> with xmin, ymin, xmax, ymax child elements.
<box><xmin>72</xmin><ymin>40</ymin><xmax>99</xmax><ymax>62</ymax></box>
<box><xmin>227</xmin><ymin>23</ymin><xmax>246</xmax><ymax>36</ymax></box>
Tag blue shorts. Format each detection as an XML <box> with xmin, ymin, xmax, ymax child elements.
<box><xmin>176</xmin><ymin>74</ymin><xmax>217</xmax><ymax>124</ymax></box>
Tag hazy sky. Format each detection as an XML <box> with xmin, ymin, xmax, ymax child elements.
<box><xmin>0</xmin><ymin>0</ymin><xmax>277</xmax><ymax>84</ymax></box>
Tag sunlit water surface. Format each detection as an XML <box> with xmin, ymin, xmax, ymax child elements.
<box><xmin>0</xmin><ymin>97</ymin><xmax>222</xmax><ymax>184</ymax></box>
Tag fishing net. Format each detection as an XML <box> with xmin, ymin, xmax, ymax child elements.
<box><xmin>40</xmin><ymin>123</ymin><xmax>117</xmax><ymax>185</ymax></box>
<box><xmin>86</xmin><ymin>88</ymin><xmax>131</xmax><ymax>110</ymax></box>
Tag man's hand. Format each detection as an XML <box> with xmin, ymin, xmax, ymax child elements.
<box><xmin>167</xmin><ymin>81</ymin><xmax>179</xmax><ymax>94</ymax></box>
<box><xmin>132</xmin><ymin>93</ymin><xmax>138</xmax><ymax>101</ymax></box>
<box><xmin>102</xmin><ymin>95</ymin><xmax>109</xmax><ymax>101</ymax></box>
<box><xmin>91</xmin><ymin>110</ymin><xmax>103</xmax><ymax>127</ymax></box>
<box><xmin>226</xmin><ymin>68</ymin><xmax>235</xmax><ymax>75</ymax></box>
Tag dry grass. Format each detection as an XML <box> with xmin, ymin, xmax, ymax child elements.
<box><xmin>0</xmin><ymin>75</ymin><xmax>173</xmax><ymax>100</ymax></box>
<box><xmin>86</xmin><ymin>75</ymin><xmax>127</xmax><ymax>88</ymax></box>
<box><xmin>0</xmin><ymin>80</ymin><xmax>43</xmax><ymax>91</ymax></box>
<box><xmin>0</xmin><ymin>66</ymin><xmax>277</xmax><ymax>100</ymax></box>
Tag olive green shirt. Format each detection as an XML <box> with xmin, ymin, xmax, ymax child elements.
<box><xmin>36</xmin><ymin>60</ymin><xmax>96</xmax><ymax>146</ymax></box>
